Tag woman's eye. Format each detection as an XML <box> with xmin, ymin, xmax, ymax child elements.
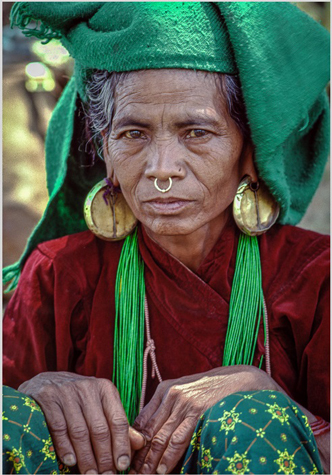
<box><xmin>186</xmin><ymin>129</ymin><xmax>208</xmax><ymax>138</ymax></box>
<box><xmin>124</xmin><ymin>130</ymin><xmax>144</xmax><ymax>139</ymax></box>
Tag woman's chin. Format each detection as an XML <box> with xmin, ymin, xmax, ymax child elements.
<box><xmin>142</xmin><ymin>216</ymin><xmax>200</xmax><ymax>238</ymax></box>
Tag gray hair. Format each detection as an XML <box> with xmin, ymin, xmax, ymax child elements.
<box><xmin>84</xmin><ymin>70</ymin><xmax>251</xmax><ymax>161</ymax></box>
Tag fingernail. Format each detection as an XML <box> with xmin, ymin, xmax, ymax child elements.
<box><xmin>157</xmin><ymin>464</ymin><xmax>167</xmax><ymax>474</ymax></box>
<box><xmin>117</xmin><ymin>455</ymin><xmax>130</xmax><ymax>470</ymax></box>
<box><xmin>63</xmin><ymin>454</ymin><xmax>76</xmax><ymax>466</ymax></box>
<box><xmin>86</xmin><ymin>470</ymin><xmax>98</xmax><ymax>474</ymax></box>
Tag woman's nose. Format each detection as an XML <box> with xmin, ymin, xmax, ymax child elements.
<box><xmin>145</xmin><ymin>141</ymin><xmax>186</xmax><ymax>182</ymax></box>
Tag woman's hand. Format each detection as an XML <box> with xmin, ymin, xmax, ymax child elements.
<box><xmin>19</xmin><ymin>371</ymin><xmax>144</xmax><ymax>474</ymax></box>
<box><xmin>130</xmin><ymin>365</ymin><xmax>280</xmax><ymax>474</ymax></box>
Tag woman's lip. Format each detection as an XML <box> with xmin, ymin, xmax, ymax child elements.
<box><xmin>143</xmin><ymin>199</ymin><xmax>193</xmax><ymax>213</ymax></box>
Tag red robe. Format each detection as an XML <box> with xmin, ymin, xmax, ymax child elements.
<box><xmin>3</xmin><ymin>221</ymin><xmax>330</xmax><ymax>421</ymax></box>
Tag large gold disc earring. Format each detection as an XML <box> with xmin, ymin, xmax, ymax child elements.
<box><xmin>233</xmin><ymin>176</ymin><xmax>280</xmax><ymax>236</ymax></box>
<box><xmin>84</xmin><ymin>178</ymin><xmax>137</xmax><ymax>241</ymax></box>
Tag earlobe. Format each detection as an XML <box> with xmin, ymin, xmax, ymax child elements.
<box><xmin>111</xmin><ymin>172</ymin><xmax>120</xmax><ymax>188</ymax></box>
<box><xmin>105</xmin><ymin>160</ymin><xmax>120</xmax><ymax>187</ymax></box>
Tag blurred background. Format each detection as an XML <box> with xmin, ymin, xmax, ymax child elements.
<box><xmin>3</xmin><ymin>2</ymin><xmax>330</xmax><ymax>304</ymax></box>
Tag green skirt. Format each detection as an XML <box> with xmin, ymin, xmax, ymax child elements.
<box><xmin>3</xmin><ymin>386</ymin><xmax>323</xmax><ymax>474</ymax></box>
<box><xmin>182</xmin><ymin>390</ymin><xmax>323</xmax><ymax>474</ymax></box>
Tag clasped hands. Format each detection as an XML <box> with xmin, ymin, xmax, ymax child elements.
<box><xmin>18</xmin><ymin>366</ymin><xmax>279</xmax><ymax>474</ymax></box>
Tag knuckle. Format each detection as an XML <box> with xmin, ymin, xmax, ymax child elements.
<box><xmin>151</xmin><ymin>434</ymin><xmax>167</xmax><ymax>451</ymax></box>
<box><xmin>69</xmin><ymin>425</ymin><xmax>89</xmax><ymax>442</ymax></box>
<box><xmin>169</xmin><ymin>432</ymin><xmax>186</xmax><ymax>449</ymax></box>
<box><xmin>171</xmin><ymin>384</ymin><xmax>182</xmax><ymax>394</ymax></box>
<box><xmin>90</xmin><ymin>424</ymin><xmax>110</xmax><ymax>442</ymax></box>
<box><xmin>112</xmin><ymin>417</ymin><xmax>129</xmax><ymax>433</ymax></box>
<box><xmin>38</xmin><ymin>384</ymin><xmax>55</xmax><ymax>400</ymax></box>
<box><xmin>50</xmin><ymin>421</ymin><xmax>68</xmax><ymax>438</ymax></box>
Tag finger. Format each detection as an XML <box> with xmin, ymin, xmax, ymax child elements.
<box><xmin>61</xmin><ymin>399</ymin><xmax>99</xmax><ymax>474</ymax></box>
<box><xmin>129</xmin><ymin>427</ymin><xmax>146</xmax><ymax>451</ymax></box>
<box><xmin>135</xmin><ymin>393</ymin><xmax>173</xmax><ymax>441</ymax></box>
<box><xmin>156</xmin><ymin>417</ymin><xmax>197</xmax><ymax>474</ymax></box>
<box><xmin>130</xmin><ymin>445</ymin><xmax>151</xmax><ymax>474</ymax></box>
<box><xmin>101</xmin><ymin>385</ymin><xmax>131</xmax><ymax>472</ymax></box>
<box><xmin>80</xmin><ymin>394</ymin><xmax>115</xmax><ymax>474</ymax></box>
<box><xmin>131</xmin><ymin>388</ymin><xmax>177</xmax><ymax>472</ymax></box>
<box><xmin>130</xmin><ymin>408</ymin><xmax>173</xmax><ymax>473</ymax></box>
<box><xmin>133</xmin><ymin>381</ymin><xmax>169</xmax><ymax>432</ymax></box>
<box><xmin>41</xmin><ymin>400</ymin><xmax>77</xmax><ymax>467</ymax></box>
<box><xmin>136</xmin><ymin>415</ymin><xmax>184</xmax><ymax>474</ymax></box>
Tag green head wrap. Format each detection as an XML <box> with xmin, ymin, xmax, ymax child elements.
<box><xmin>4</xmin><ymin>2</ymin><xmax>330</xmax><ymax>290</ymax></box>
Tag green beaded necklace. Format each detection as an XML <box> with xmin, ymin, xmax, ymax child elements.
<box><xmin>113</xmin><ymin>229</ymin><xmax>266</xmax><ymax>423</ymax></box>
<box><xmin>112</xmin><ymin>228</ymin><xmax>145</xmax><ymax>425</ymax></box>
<box><xmin>222</xmin><ymin>233</ymin><xmax>266</xmax><ymax>367</ymax></box>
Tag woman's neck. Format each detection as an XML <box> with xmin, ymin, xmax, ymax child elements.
<box><xmin>144</xmin><ymin>211</ymin><xmax>231</xmax><ymax>273</ymax></box>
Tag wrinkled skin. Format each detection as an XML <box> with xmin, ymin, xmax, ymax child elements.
<box><xmin>104</xmin><ymin>69</ymin><xmax>257</xmax><ymax>271</ymax></box>
<box><xmin>130</xmin><ymin>366</ymin><xmax>281</xmax><ymax>474</ymax></box>
<box><xmin>18</xmin><ymin>70</ymin><xmax>329</xmax><ymax>474</ymax></box>
<box><xmin>19</xmin><ymin>373</ymin><xmax>145</xmax><ymax>474</ymax></box>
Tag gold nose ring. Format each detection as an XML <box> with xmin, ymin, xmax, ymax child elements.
<box><xmin>154</xmin><ymin>177</ymin><xmax>172</xmax><ymax>193</ymax></box>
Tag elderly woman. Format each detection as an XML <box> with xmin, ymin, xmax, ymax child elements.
<box><xmin>3</xmin><ymin>2</ymin><xmax>330</xmax><ymax>475</ymax></box>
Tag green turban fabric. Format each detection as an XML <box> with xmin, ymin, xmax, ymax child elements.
<box><xmin>4</xmin><ymin>2</ymin><xmax>330</xmax><ymax>290</ymax></box>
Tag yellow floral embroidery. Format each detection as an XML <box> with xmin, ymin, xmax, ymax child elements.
<box><xmin>22</xmin><ymin>396</ymin><xmax>42</xmax><ymax>413</ymax></box>
<box><xmin>269</xmin><ymin>394</ymin><xmax>277</xmax><ymax>399</ymax></box>
<box><xmin>275</xmin><ymin>449</ymin><xmax>296</xmax><ymax>474</ymax></box>
<box><xmin>310</xmin><ymin>466</ymin><xmax>319</xmax><ymax>474</ymax></box>
<box><xmin>265</xmin><ymin>403</ymin><xmax>290</xmax><ymax>425</ymax></box>
<box><xmin>40</xmin><ymin>436</ymin><xmax>57</xmax><ymax>461</ymax></box>
<box><xmin>201</xmin><ymin>446</ymin><xmax>213</xmax><ymax>470</ymax></box>
<box><xmin>190</xmin><ymin>426</ymin><xmax>202</xmax><ymax>452</ymax></box>
<box><xmin>10</xmin><ymin>405</ymin><xmax>18</xmax><ymax>411</ymax></box>
<box><xmin>6</xmin><ymin>447</ymin><xmax>25</xmax><ymax>473</ymax></box>
<box><xmin>211</xmin><ymin>436</ymin><xmax>217</xmax><ymax>445</ymax></box>
<box><xmin>301</xmin><ymin>414</ymin><xmax>310</xmax><ymax>428</ymax></box>
<box><xmin>58</xmin><ymin>462</ymin><xmax>71</xmax><ymax>474</ymax></box>
<box><xmin>256</xmin><ymin>428</ymin><xmax>265</xmax><ymax>438</ymax></box>
<box><xmin>281</xmin><ymin>433</ymin><xmax>287</xmax><ymax>442</ymax></box>
<box><xmin>218</xmin><ymin>408</ymin><xmax>242</xmax><ymax>435</ymax></box>
<box><xmin>23</xmin><ymin>423</ymin><xmax>31</xmax><ymax>434</ymax></box>
<box><xmin>3</xmin><ymin>434</ymin><xmax>10</xmax><ymax>441</ymax></box>
<box><xmin>225</xmin><ymin>451</ymin><xmax>250</xmax><ymax>474</ymax></box>
<box><xmin>259</xmin><ymin>456</ymin><xmax>267</xmax><ymax>465</ymax></box>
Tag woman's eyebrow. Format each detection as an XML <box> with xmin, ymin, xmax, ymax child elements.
<box><xmin>174</xmin><ymin>117</ymin><xmax>224</xmax><ymax>128</ymax></box>
<box><xmin>113</xmin><ymin>118</ymin><xmax>151</xmax><ymax>129</ymax></box>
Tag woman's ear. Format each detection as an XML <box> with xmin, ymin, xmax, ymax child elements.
<box><xmin>240</xmin><ymin>142</ymin><xmax>258</xmax><ymax>183</ymax></box>
<box><xmin>101</xmin><ymin>130</ymin><xmax>120</xmax><ymax>187</ymax></box>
